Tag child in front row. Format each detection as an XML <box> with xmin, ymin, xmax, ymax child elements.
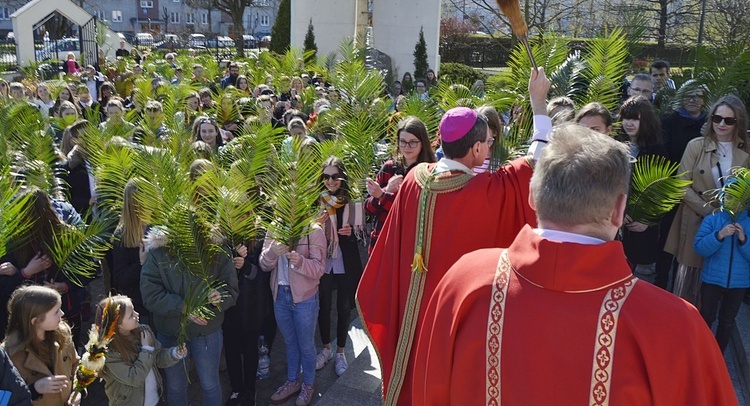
<box><xmin>1</xmin><ymin>285</ymin><xmax>79</xmax><ymax>405</ymax></box>
<box><xmin>693</xmin><ymin>184</ymin><xmax>750</xmax><ymax>353</ymax></box>
<box><xmin>99</xmin><ymin>295</ymin><xmax>187</xmax><ymax>406</ymax></box>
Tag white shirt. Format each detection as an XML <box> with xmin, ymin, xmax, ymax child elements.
<box><xmin>277</xmin><ymin>254</ymin><xmax>290</xmax><ymax>285</ymax></box>
<box><xmin>713</xmin><ymin>142</ymin><xmax>734</xmax><ymax>189</ymax></box>
<box><xmin>434</xmin><ymin>158</ymin><xmax>474</xmax><ymax>175</ymax></box>
<box><xmin>140</xmin><ymin>345</ymin><xmax>159</xmax><ymax>406</ymax></box>
<box><xmin>533</xmin><ymin>228</ymin><xmax>605</xmax><ymax>245</ymax></box>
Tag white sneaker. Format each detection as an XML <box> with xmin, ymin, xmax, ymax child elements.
<box><xmin>335</xmin><ymin>353</ymin><xmax>348</xmax><ymax>376</ymax></box>
<box><xmin>315</xmin><ymin>347</ymin><xmax>333</xmax><ymax>370</ymax></box>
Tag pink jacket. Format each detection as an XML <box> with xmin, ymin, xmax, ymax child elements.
<box><xmin>260</xmin><ymin>226</ymin><xmax>326</xmax><ymax>303</ymax></box>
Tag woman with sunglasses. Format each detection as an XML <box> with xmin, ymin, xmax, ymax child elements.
<box><xmin>365</xmin><ymin>117</ymin><xmax>436</xmax><ymax>254</ymax></box>
<box><xmin>665</xmin><ymin>94</ymin><xmax>750</xmax><ymax>305</ymax></box>
<box><xmin>315</xmin><ymin>157</ymin><xmax>364</xmax><ymax>378</ymax></box>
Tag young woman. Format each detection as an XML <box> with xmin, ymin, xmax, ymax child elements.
<box><xmin>49</xmin><ymin>85</ymin><xmax>77</xmax><ymax>118</ymax></box>
<box><xmin>315</xmin><ymin>157</ymin><xmax>364</xmax><ymax>377</ymax></box>
<box><xmin>401</xmin><ymin>72</ymin><xmax>414</xmax><ymax>94</ymax></box>
<box><xmin>100</xmin><ymin>295</ymin><xmax>186</xmax><ymax>406</ymax></box>
<box><xmin>60</xmin><ymin>120</ymin><xmax>96</xmax><ymax>219</ymax></box>
<box><xmin>111</xmin><ymin>178</ymin><xmax>151</xmax><ymax>327</ymax></box>
<box><xmin>174</xmin><ymin>91</ymin><xmax>202</xmax><ymax>131</ymax></box>
<box><xmin>62</xmin><ymin>53</ymin><xmax>80</xmax><ymax>75</ymax></box>
<box><xmin>0</xmin><ymin>188</ymin><xmax>87</xmax><ymax>347</ymax></box>
<box><xmin>192</xmin><ymin>116</ymin><xmax>225</xmax><ymax>155</ymax></box>
<box><xmin>665</xmin><ymin>94</ymin><xmax>750</xmax><ymax>305</ymax></box>
<box><xmin>259</xmin><ymin>220</ymin><xmax>326</xmax><ymax>406</ymax></box>
<box><xmin>34</xmin><ymin>83</ymin><xmax>56</xmax><ymax>119</ymax></box>
<box><xmin>617</xmin><ymin>96</ymin><xmax>668</xmax><ymax>274</ymax></box>
<box><xmin>236</xmin><ymin>75</ymin><xmax>252</xmax><ymax>95</ymax></box>
<box><xmin>472</xmin><ymin>106</ymin><xmax>504</xmax><ymax>174</ymax></box>
<box><xmin>365</xmin><ymin>116</ymin><xmax>436</xmax><ymax>253</ymax></box>
<box><xmin>47</xmin><ymin>100</ymin><xmax>79</xmax><ymax>146</ymax></box>
<box><xmin>1</xmin><ymin>285</ymin><xmax>79</xmax><ymax>406</ymax></box>
<box><xmin>425</xmin><ymin>69</ymin><xmax>438</xmax><ymax>88</ymax></box>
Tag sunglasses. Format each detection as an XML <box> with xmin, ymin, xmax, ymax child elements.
<box><xmin>712</xmin><ymin>115</ymin><xmax>737</xmax><ymax>126</ymax></box>
<box><xmin>322</xmin><ymin>174</ymin><xmax>343</xmax><ymax>181</ymax></box>
<box><xmin>146</xmin><ymin>107</ymin><xmax>161</xmax><ymax>112</ymax></box>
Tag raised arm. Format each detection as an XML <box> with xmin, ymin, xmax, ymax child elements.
<box><xmin>526</xmin><ymin>67</ymin><xmax>552</xmax><ymax>163</ymax></box>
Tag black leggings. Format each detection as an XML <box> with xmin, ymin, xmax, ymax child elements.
<box><xmin>700</xmin><ymin>282</ymin><xmax>746</xmax><ymax>352</ymax></box>
<box><xmin>318</xmin><ymin>272</ymin><xmax>351</xmax><ymax>347</ymax></box>
<box><xmin>222</xmin><ymin>280</ymin><xmax>271</xmax><ymax>395</ymax></box>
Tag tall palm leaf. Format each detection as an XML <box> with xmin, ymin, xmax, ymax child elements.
<box><xmin>627</xmin><ymin>155</ymin><xmax>693</xmax><ymax>225</ymax></box>
<box><xmin>48</xmin><ymin>214</ymin><xmax>117</xmax><ymax>287</ymax></box>
<box><xmin>579</xmin><ymin>28</ymin><xmax>629</xmax><ymax>111</ymax></box>
<box><xmin>0</xmin><ymin>163</ymin><xmax>33</xmax><ymax>259</ymax></box>
<box><xmin>260</xmin><ymin>138</ymin><xmax>324</xmax><ymax>250</ymax></box>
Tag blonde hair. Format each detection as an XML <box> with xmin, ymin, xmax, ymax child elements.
<box><xmin>99</xmin><ymin>295</ymin><xmax>140</xmax><ymax>365</ymax></box>
<box><xmin>116</xmin><ymin>178</ymin><xmax>147</xmax><ymax>248</ymax></box>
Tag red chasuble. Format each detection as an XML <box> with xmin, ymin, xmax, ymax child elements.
<box><xmin>356</xmin><ymin>158</ymin><xmax>536</xmax><ymax>405</ymax></box>
<box><xmin>413</xmin><ymin>226</ymin><xmax>737</xmax><ymax>406</ymax></box>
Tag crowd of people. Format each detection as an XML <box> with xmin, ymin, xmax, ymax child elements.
<box><xmin>0</xmin><ymin>48</ymin><xmax>747</xmax><ymax>406</ymax></box>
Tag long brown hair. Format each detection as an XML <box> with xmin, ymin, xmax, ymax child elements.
<box><xmin>4</xmin><ymin>286</ymin><xmax>72</xmax><ymax>364</ymax></box>
<box><xmin>12</xmin><ymin>187</ymin><xmax>65</xmax><ymax>268</ymax></box>
<box><xmin>704</xmin><ymin>94</ymin><xmax>749</xmax><ymax>152</ymax></box>
<box><xmin>320</xmin><ymin>156</ymin><xmax>349</xmax><ymax>202</ymax></box>
<box><xmin>99</xmin><ymin>295</ymin><xmax>140</xmax><ymax>365</ymax></box>
<box><xmin>395</xmin><ymin>116</ymin><xmax>437</xmax><ymax>167</ymax></box>
<box><xmin>116</xmin><ymin>178</ymin><xmax>148</xmax><ymax>248</ymax></box>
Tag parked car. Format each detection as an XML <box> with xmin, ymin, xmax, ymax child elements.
<box><xmin>35</xmin><ymin>38</ymin><xmax>80</xmax><ymax>61</ymax></box>
<box><xmin>207</xmin><ymin>36</ymin><xmax>235</xmax><ymax>48</ymax></box>
<box><xmin>242</xmin><ymin>34</ymin><xmax>256</xmax><ymax>48</ymax></box>
<box><xmin>156</xmin><ymin>34</ymin><xmax>182</xmax><ymax>49</ymax></box>
<box><xmin>260</xmin><ymin>35</ymin><xmax>271</xmax><ymax>47</ymax></box>
<box><xmin>188</xmin><ymin>33</ymin><xmax>207</xmax><ymax>49</ymax></box>
<box><xmin>135</xmin><ymin>33</ymin><xmax>154</xmax><ymax>47</ymax></box>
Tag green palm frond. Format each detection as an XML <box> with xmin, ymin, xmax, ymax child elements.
<box><xmin>0</xmin><ymin>166</ymin><xmax>33</xmax><ymax>259</ymax></box>
<box><xmin>392</xmin><ymin>95</ymin><xmax>442</xmax><ymax>136</ymax></box>
<box><xmin>709</xmin><ymin>167</ymin><xmax>750</xmax><ymax>221</ymax></box>
<box><xmin>260</xmin><ymin>138</ymin><xmax>324</xmax><ymax>249</ymax></box>
<box><xmin>49</xmin><ymin>214</ymin><xmax>117</xmax><ymax>287</ymax></box>
<box><xmin>579</xmin><ymin>28</ymin><xmax>629</xmax><ymax>111</ymax></box>
<box><xmin>627</xmin><ymin>155</ymin><xmax>693</xmax><ymax>225</ymax></box>
<box><xmin>548</xmin><ymin>51</ymin><xmax>587</xmax><ymax>101</ymax></box>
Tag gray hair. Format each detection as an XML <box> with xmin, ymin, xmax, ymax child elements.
<box><xmin>531</xmin><ymin>124</ymin><xmax>631</xmax><ymax>226</ymax></box>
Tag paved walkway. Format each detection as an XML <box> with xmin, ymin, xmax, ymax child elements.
<box><xmin>79</xmin><ymin>270</ymin><xmax>750</xmax><ymax>405</ymax></box>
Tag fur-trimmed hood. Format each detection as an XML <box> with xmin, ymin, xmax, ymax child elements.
<box><xmin>143</xmin><ymin>226</ymin><xmax>169</xmax><ymax>251</ymax></box>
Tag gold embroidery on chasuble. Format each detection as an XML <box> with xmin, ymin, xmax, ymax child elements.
<box><xmin>384</xmin><ymin>164</ymin><xmax>474</xmax><ymax>406</ymax></box>
<box><xmin>589</xmin><ymin>278</ymin><xmax>637</xmax><ymax>406</ymax></box>
<box><xmin>486</xmin><ymin>250</ymin><xmax>512</xmax><ymax>406</ymax></box>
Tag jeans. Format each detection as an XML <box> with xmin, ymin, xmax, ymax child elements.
<box><xmin>159</xmin><ymin>329</ymin><xmax>223</xmax><ymax>406</ymax></box>
<box><xmin>700</xmin><ymin>282</ymin><xmax>747</xmax><ymax>352</ymax></box>
<box><xmin>318</xmin><ymin>272</ymin><xmax>351</xmax><ymax>346</ymax></box>
<box><xmin>274</xmin><ymin>286</ymin><xmax>319</xmax><ymax>386</ymax></box>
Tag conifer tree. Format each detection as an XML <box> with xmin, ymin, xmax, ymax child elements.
<box><xmin>413</xmin><ymin>26</ymin><xmax>429</xmax><ymax>79</ymax></box>
<box><xmin>304</xmin><ymin>19</ymin><xmax>318</xmax><ymax>64</ymax></box>
<box><xmin>269</xmin><ymin>0</ymin><xmax>291</xmax><ymax>54</ymax></box>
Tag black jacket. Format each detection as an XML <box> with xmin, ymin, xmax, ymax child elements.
<box><xmin>661</xmin><ymin>110</ymin><xmax>707</xmax><ymax>164</ymax></box>
<box><xmin>0</xmin><ymin>347</ymin><xmax>31</xmax><ymax>406</ymax></box>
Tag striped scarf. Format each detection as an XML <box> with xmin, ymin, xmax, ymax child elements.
<box><xmin>320</xmin><ymin>191</ymin><xmax>365</xmax><ymax>258</ymax></box>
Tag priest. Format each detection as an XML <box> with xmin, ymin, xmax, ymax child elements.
<box><xmin>412</xmin><ymin>124</ymin><xmax>737</xmax><ymax>405</ymax></box>
<box><xmin>357</xmin><ymin>68</ymin><xmax>552</xmax><ymax>405</ymax></box>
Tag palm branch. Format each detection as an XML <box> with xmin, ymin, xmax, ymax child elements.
<box><xmin>48</xmin><ymin>214</ymin><xmax>117</xmax><ymax>287</ymax></box>
<box><xmin>579</xmin><ymin>28</ymin><xmax>629</xmax><ymax>111</ymax></box>
<box><xmin>260</xmin><ymin>138</ymin><xmax>324</xmax><ymax>250</ymax></box>
<box><xmin>0</xmin><ymin>164</ymin><xmax>33</xmax><ymax>259</ymax></box>
<box><xmin>710</xmin><ymin>167</ymin><xmax>750</xmax><ymax>221</ymax></box>
<box><xmin>627</xmin><ymin>155</ymin><xmax>693</xmax><ymax>225</ymax></box>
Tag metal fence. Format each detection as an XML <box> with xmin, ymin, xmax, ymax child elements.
<box><xmin>0</xmin><ymin>41</ymin><xmax>17</xmax><ymax>72</ymax></box>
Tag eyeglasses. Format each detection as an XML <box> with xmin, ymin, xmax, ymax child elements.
<box><xmin>712</xmin><ymin>115</ymin><xmax>737</xmax><ymax>125</ymax></box>
<box><xmin>399</xmin><ymin>140</ymin><xmax>421</xmax><ymax>149</ymax></box>
<box><xmin>322</xmin><ymin>174</ymin><xmax>343</xmax><ymax>181</ymax></box>
<box><xmin>630</xmin><ymin>87</ymin><xmax>652</xmax><ymax>95</ymax></box>
<box><xmin>146</xmin><ymin>107</ymin><xmax>161</xmax><ymax>112</ymax></box>
<box><xmin>684</xmin><ymin>94</ymin><xmax>703</xmax><ymax>102</ymax></box>
<box><xmin>486</xmin><ymin>137</ymin><xmax>495</xmax><ymax>147</ymax></box>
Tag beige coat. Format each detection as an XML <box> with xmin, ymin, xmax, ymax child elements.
<box><xmin>665</xmin><ymin>136</ymin><xmax>750</xmax><ymax>267</ymax></box>
<box><xmin>2</xmin><ymin>333</ymin><xmax>79</xmax><ymax>406</ymax></box>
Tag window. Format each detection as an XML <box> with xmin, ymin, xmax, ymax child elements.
<box><xmin>260</xmin><ymin>15</ymin><xmax>269</xmax><ymax>26</ymax></box>
<box><xmin>112</xmin><ymin>10</ymin><xmax>123</xmax><ymax>22</ymax></box>
<box><xmin>94</xmin><ymin>10</ymin><xmax>106</xmax><ymax>21</ymax></box>
<box><xmin>186</xmin><ymin>12</ymin><xmax>195</xmax><ymax>24</ymax></box>
<box><xmin>0</xmin><ymin>7</ymin><xmax>12</xmax><ymax>20</ymax></box>
<box><xmin>201</xmin><ymin>13</ymin><xmax>208</xmax><ymax>25</ymax></box>
<box><xmin>170</xmin><ymin>12</ymin><xmax>180</xmax><ymax>23</ymax></box>
<box><xmin>140</xmin><ymin>0</ymin><xmax>154</xmax><ymax>8</ymax></box>
<box><xmin>257</xmin><ymin>0</ymin><xmax>269</xmax><ymax>6</ymax></box>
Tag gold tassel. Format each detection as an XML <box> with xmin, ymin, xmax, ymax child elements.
<box><xmin>411</xmin><ymin>251</ymin><xmax>427</xmax><ymax>274</ymax></box>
